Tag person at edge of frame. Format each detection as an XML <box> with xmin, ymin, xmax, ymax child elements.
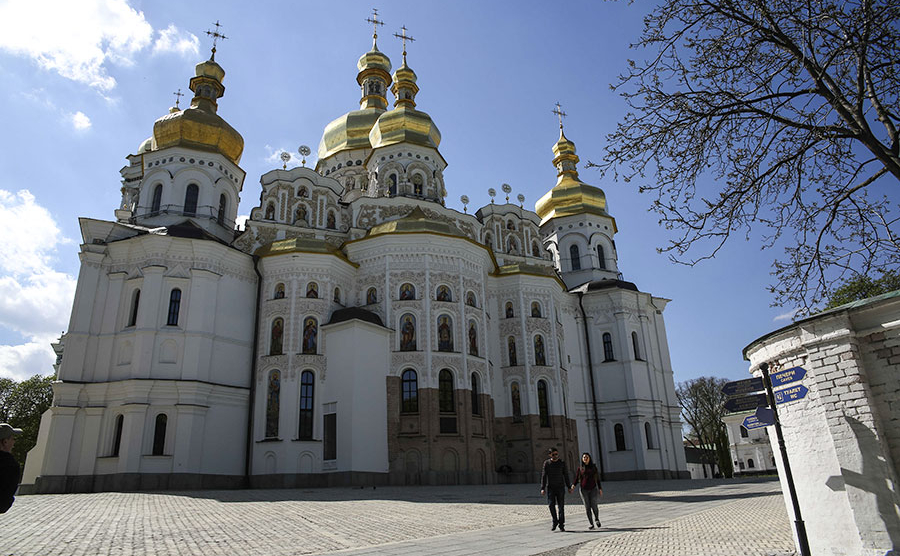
<box><xmin>540</xmin><ymin>447</ymin><xmax>573</xmax><ymax>531</ymax></box>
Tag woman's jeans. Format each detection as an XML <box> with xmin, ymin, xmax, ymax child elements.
<box><xmin>579</xmin><ymin>486</ymin><xmax>600</xmax><ymax>523</ymax></box>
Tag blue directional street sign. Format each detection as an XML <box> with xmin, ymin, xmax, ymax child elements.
<box><xmin>742</xmin><ymin>414</ymin><xmax>770</xmax><ymax>430</ymax></box>
<box><xmin>721</xmin><ymin>377</ymin><xmax>765</xmax><ymax>397</ymax></box>
<box><xmin>774</xmin><ymin>384</ymin><xmax>809</xmax><ymax>405</ymax></box>
<box><xmin>771</xmin><ymin>366</ymin><xmax>807</xmax><ymax>388</ymax></box>
<box><xmin>724</xmin><ymin>392</ymin><xmax>768</xmax><ymax>413</ymax></box>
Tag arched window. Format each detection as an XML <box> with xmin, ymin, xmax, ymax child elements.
<box><xmin>570</xmin><ymin>244</ymin><xmax>581</xmax><ymax>271</ymax></box>
<box><xmin>265</xmin><ymin>370</ymin><xmax>281</xmax><ymax>438</ymax></box>
<box><xmin>412</xmin><ymin>174</ymin><xmax>423</xmax><ymax>195</ymax></box>
<box><xmin>388</xmin><ymin>174</ymin><xmax>398</xmax><ymax>196</ymax></box>
<box><xmin>748</xmin><ymin>458</ymin><xmax>755</xmax><ymax>469</ymax></box>
<box><xmin>399</xmin><ymin>314</ymin><xmax>416</xmax><ymax>351</ymax></box>
<box><xmin>439</xmin><ymin>369</ymin><xmax>455</xmax><ymax>413</ymax></box>
<box><xmin>597</xmin><ymin>244</ymin><xmax>606</xmax><ymax>269</ymax></box>
<box><xmin>302</xmin><ymin>317</ymin><xmax>318</xmax><ymax>354</ymax></box>
<box><xmin>306</xmin><ymin>282</ymin><xmax>318</xmax><ymax>298</ymax></box>
<box><xmin>507</xmin><ymin>237</ymin><xmax>519</xmax><ymax>254</ymax></box>
<box><xmin>531</xmin><ymin>301</ymin><xmax>542</xmax><ymax>318</ymax></box>
<box><xmin>532</xmin><ymin>241</ymin><xmax>541</xmax><ymax>258</ymax></box>
<box><xmin>632</xmin><ymin>331</ymin><xmax>642</xmax><ymax>361</ymax></box>
<box><xmin>298</xmin><ymin>370</ymin><xmax>314</xmax><ymax>440</ymax></box>
<box><xmin>326</xmin><ymin>211</ymin><xmax>336</xmax><ymax>229</ymax></box>
<box><xmin>333</xmin><ymin>287</ymin><xmax>341</xmax><ymax>304</ymax></box>
<box><xmin>152</xmin><ymin>414</ymin><xmax>167</xmax><ymax>455</ymax></box>
<box><xmin>184</xmin><ymin>184</ymin><xmax>199</xmax><ymax>216</ymax></box>
<box><xmin>128</xmin><ymin>290</ymin><xmax>140</xmax><ymax>327</ymax></box>
<box><xmin>265</xmin><ymin>203</ymin><xmax>275</xmax><ymax>220</ymax></box>
<box><xmin>274</xmin><ymin>283</ymin><xmax>285</xmax><ymax>299</ymax></box>
<box><xmin>468</xmin><ymin>321</ymin><xmax>478</xmax><ymax>356</ymax></box>
<box><xmin>740</xmin><ymin>425</ymin><xmax>749</xmax><ymax>438</ymax></box>
<box><xmin>270</xmin><ymin>318</ymin><xmax>284</xmax><ymax>355</ymax></box>
<box><xmin>112</xmin><ymin>414</ymin><xmax>124</xmax><ymax>457</ymax></box>
<box><xmin>399</xmin><ymin>283</ymin><xmax>415</xmax><ymax>300</ymax></box>
<box><xmin>471</xmin><ymin>373</ymin><xmax>481</xmax><ymax>416</ymax></box>
<box><xmin>505</xmin><ymin>301</ymin><xmax>514</xmax><ymax>318</ymax></box>
<box><xmin>217</xmin><ymin>194</ymin><xmax>227</xmax><ymax>225</ymax></box>
<box><xmin>507</xmin><ymin>336</ymin><xmax>517</xmax><ymax>366</ymax></box>
<box><xmin>533</xmin><ymin>335</ymin><xmax>546</xmax><ymax>366</ymax></box>
<box><xmin>506</xmin><ymin>220</ymin><xmax>516</xmax><ymax>230</ymax></box>
<box><xmin>166</xmin><ymin>289</ymin><xmax>182</xmax><ymax>326</ymax></box>
<box><xmin>510</xmin><ymin>382</ymin><xmax>522</xmax><ymax>422</ymax></box>
<box><xmin>366</xmin><ymin>287</ymin><xmax>378</xmax><ymax>304</ymax></box>
<box><xmin>645</xmin><ymin>422</ymin><xmax>654</xmax><ymax>449</ymax></box>
<box><xmin>436</xmin><ymin>285</ymin><xmax>452</xmax><ymax>302</ymax></box>
<box><xmin>484</xmin><ymin>232</ymin><xmax>493</xmax><ymax>249</ymax></box>
<box><xmin>466</xmin><ymin>291</ymin><xmax>477</xmax><ymax>307</ymax></box>
<box><xmin>614</xmin><ymin>423</ymin><xmax>626</xmax><ymax>451</ymax></box>
<box><xmin>401</xmin><ymin>369</ymin><xmax>418</xmax><ymax>413</ymax></box>
<box><xmin>437</xmin><ymin>315</ymin><xmax>453</xmax><ymax>352</ymax></box>
<box><xmin>537</xmin><ymin>380</ymin><xmax>550</xmax><ymax>427</ymax></box>
<box><xmin>603</xmin><ymin>332</ymin><xmax>615</xmax><ymax>361</ymax></box>
<box><xmin>151</xmin><ymin>184</ymin><xmax>163</xmax><ymax>213</ymax></box>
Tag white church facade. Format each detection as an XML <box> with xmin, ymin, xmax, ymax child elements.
<box><xmin>23</xmin><ymin>28</ymin><xmax>687</xmax><ymax>493</ymax></box>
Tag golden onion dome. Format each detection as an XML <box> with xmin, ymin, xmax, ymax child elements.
<box><xmin>535</xmin><ymin>128</ymin><xmax>611</xmax><ymax>226</ymax></box>
<box><xmin>357</xmin><ymin>45</ymin><xmax>392</xmax><ymax>75</ymax></box>
<box><xmin>369</xmin><ymin>59</ymin><xmax>440</xmax><ymax>150</ymax></box>
<box><xmin>318</xmin><ymin>108</ymin><xmax>385</xmax><ymax>160</ymax></box>
<box><xmin>368</xmin><ymin>206</ymin><xmax>463</xmax><ymax>237</ymax></box>
<box><xmin>150</xmin><ymin>51</ymin><xmax>244</xmax><ymax>165</ymax></box>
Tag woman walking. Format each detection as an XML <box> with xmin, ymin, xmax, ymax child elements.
<box><xmin>573</xmin><ymin>452</ymin><xmax>602</xmax><ymax>529</ymax></box>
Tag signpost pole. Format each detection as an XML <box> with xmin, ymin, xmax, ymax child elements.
<box><xmin>761</xmin><ymin>362</ymin><xmax>811</xmax><ymax>556</ymax></box>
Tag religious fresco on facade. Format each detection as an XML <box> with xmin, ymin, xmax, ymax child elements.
<box><xmin>505</xmin><ymin>301</ymin><xmax>514</xmax><ymax>318</ymax></box>
<box><xmin>534</xmin><ymin>335</ymin><xmax>546</xmax><ymax>366</ymax></box>
<box><xmin>466</xmin><ymin>291</ymin><xmax>476</xmax><ymax>307</ymax></box>
<box><xmin>274</xmin><ymin>283</ymin><xmax>285</xmax><ymax>299</ymax></box>
<box><xmin>511</xmin><ymin>382</ymin><xmax>522</xmax><ymax>422</ymax></box>
<box><xmin>270</xmin><ymin>318</ymin><xmax>284</xmax><ymax>355</ymax></box>
<box><xmin>366</xmin><ymin>287</ymin><xmax>378</xmax><ymax>305</ymax></box>
<box><xmin>400</xmin><ymin>314</ymin><xmax>416</xmax><ymax>351</ymax></box>
<box><xmin>437</xmin><ymin>315</ymin><xmax>453</xmax><ymax>351</ymax></box>
<box><xmin>531</xmin><ymin>301</ymin><xmax>541</xmax><ymax>318</ymax></box>
<box><xmin>399</xmin><ymin>283</ymin><xmax>415</xmax><ymax>300</ymax></box>
<box><xmin>302</xmin><ymin>317</ymin><xmax>318</xmax><ymax>354</ymax></box>
<box><xmin>436</xmin><ymin>285</ymin><xmax>452</xmax><ymax>302</ymax></box>
<box><xmin>468</xmin><ymin>321</ymin><xmax>478</xmax><ymax>356</ymax></box>
<box><xmin>326</xmin><ymin>211</ymin><xmax>336</xmax><ymax>229</ymax></box>
<box><xmin>295</xmin><ymin>205</ymin><xmax>307</xmax><ymax>224</ymax></box>
<box><xmin>508</xmin><ymin>336</ymin><xmax>517</xmax><ymax>366</ymax></box>
<box><xmin>306</xmin><ymin>282</ymin><xmax>318</xmax><ymax>298</ymax></box>
<box><xmin>265</xmin><ymin>370</ymin><xmax>280</xmax><ymax>438</ymax></box>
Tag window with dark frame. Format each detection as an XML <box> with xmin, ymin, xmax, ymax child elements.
<box><xmin>438</xmin><ymin>369</ymin><xmax>455</xmax><ymax>413</ymax></box>
<box><xmin>166</xmin><ymin>289</ymin><xmax>181</xmax><ymax>326</ymax></box>
<box><xmin>614</xmin><ymin>423</ymin><xmax>626</xmax><ymax>451</ymax></box>
<box><xmin>184</xmin><ymin>184</ymin><xmax>199</xmax><ymax>216</ymax></box>
<box><xmin>128</xmin><ymin>290</ymin><xmax>140</xmax><ymax>327</ymax></box>
<box><xmin>537</xmin><ymin>380</ymin><xmax>550</xmax><ymax>427</ymax></box>
<box><xmin>323</xmin><ymin>413</ymin><xmax>336</xmax><ymax>460</ymax></box>
<box><xmin>152</xmin><ymin>414</ymin><xmax>167</xmax><ymax>455</ymax></box>
<box><xmin>603</xmin><ymin>332</ymin><xmax>615</xmax><ymax>361</ymax></box>
<box><xmin>471</xmin><ymin>373</ymin><xmax>481</xmax><ymax>415</ymax></box>
<box><xmin>112</xmin><ymin>414</ymin><xmax>124</xmax><ymax>457</ymax></box>
<box><xmin>298</xmin><ymin>371</ymin><xmax>314</xmax><ymax>440</ymax></box>
<box><xmin>570</xmin><ymin>244</ymin><xmax>581</xmax><ymax>271</ymax></box>
<box><xmin>401</xmin><ymin>369</ymin><xmax>418</xmax><ymax>413</ymax></box>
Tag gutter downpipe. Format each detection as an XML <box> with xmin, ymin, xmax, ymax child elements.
<box><xmin>245</xmin><ymin>254</ymin><xmax>262</xmax><ymax>488</ymax></box>
<box><xmin>577</xmin><ymin>288</ymin><xmax>605</xmax><ymax>481</ymax></box>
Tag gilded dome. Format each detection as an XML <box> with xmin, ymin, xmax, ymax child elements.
<box><xmin>368</xmin><ymin>206</ymin><xmax>462</xmax><ymax>237</ymax></box>
<box><xmin>318</xmin><ymin>108</ymin><xmax>385</xmax><ymax>160</ymax></box>
<box><xmin>369</xmin><ymin>60</ymin><xmax>440</xmax><ymax>150</ymax></box>
<box><xmin>357</xmin><ymin>46</ymin><xmax>391</xmax><ymax>75</ymax></box>
<box><xmin>150</xmin><ymin>53</ymin><xmax>244</xmax><ymax>165</ymax></box>
<box><xmin>535</xmin><ymin>128</ymin><xmax>611</xmax><ymax>225</ymax></box>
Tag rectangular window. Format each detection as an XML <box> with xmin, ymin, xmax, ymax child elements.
<box><xmin>323</xmin><ymin>413</ymin><xmax>336</xmax><ymax>460</ymax></box>
<box><xmin>439</xmin><ymin>417</ymin><xmax>457</xmax><ymax>434</ymax></box>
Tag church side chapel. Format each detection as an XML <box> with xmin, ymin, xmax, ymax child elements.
<box><xmin>22</xmin><ymin>15</ymin><xmax>687</xmax><ymax>493</ymax></box>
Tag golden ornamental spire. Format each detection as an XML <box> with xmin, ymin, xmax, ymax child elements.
<box><xmin>393</xmin><ymin>25</ymin><xmax>415</xmax><ymax>65</ymax></box>
<box><xmin>553</xmin><ymin>102</ymin><xmax>567</xmax><ymax>130</ymax></box>
<box><xmin>172</xmin><ymin>88</ymin><xmax>184</xmax><ymax>109</ymax></box>
<box><xmin>205</xmin><ymin>20</ymin><xmax>228</xmax><ymax>60</ymax></box>
<box><xmin>366</xmin><ymin>8</ymin><xmax>385</xmax><ymax>48</ymax></box>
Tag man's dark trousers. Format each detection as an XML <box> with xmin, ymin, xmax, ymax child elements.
<box><xmin>547</xmin><ymin>486</ymin><xmax>565</xmax><ymax>527</ymax></box>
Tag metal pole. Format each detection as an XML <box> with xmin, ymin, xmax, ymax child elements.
<box><xmin>760</xmin><ymin>362</ymin><xmax>811</xmax><ymax>556</ymax></box>
<box><xmin>577</xmin><ymin>291</ymin><xmax>605</xmax><ymax>481</ymax></box>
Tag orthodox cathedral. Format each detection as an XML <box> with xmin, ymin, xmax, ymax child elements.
<box><xmin>23</xmin><ymin>22</ymin><xmax>687</xmax><ymax>493</ymax></box>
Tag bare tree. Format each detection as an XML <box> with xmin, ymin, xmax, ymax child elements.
<box><xmin>676</xmin><ymin>377</ymin><xmax>733</xmax><ymax>478</ymax></box>
<box><xmin>597</xmin><ymin>0</ymin><xmax>900</xmax><ymax>313</ymax></box>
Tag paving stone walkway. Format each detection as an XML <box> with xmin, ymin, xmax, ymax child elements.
<box><xmin>0</xmin><ymin>478</ymin><xmax>794</xmax><ymax>556</ymax></box>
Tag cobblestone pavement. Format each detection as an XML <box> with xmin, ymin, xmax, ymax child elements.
<box><xmin>0</xmin><ymin>478</ymin><xmax>794</xmax><ymax>556</ymax></box>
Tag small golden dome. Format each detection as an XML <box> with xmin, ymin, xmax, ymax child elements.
<box><xmin>368</xmin><ymin>206</ymin><xmax>462</xmax><ymax>237</ymax></box>
<box><xmin>535</xmin><ymin>128</ymin><xmax>612</xmax><ymax>226</ymax></box>
<box><xmin>150</xmin><ymin>52</ymin><xmax>244</xmax><ymax>165</ymax></box>
<box><xmin>318</xmin><ymin>108</ymin><xmax>385</xmax><ymax>160</ymax></box>
<box><xmin>368</xmin><ymin>106</ymin><xmax>441</xmax><ymax>150</ymax></box>
<box><xmin>255</xmin><ymin>237</ymin><xmax>354</xmax><ymax>266</ymax></box>
<box><xmin>357</xmin><ymin>45</ymin><xmax>392</xmax><ymax>75</ymax></box>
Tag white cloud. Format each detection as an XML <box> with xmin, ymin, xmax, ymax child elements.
<box><xmin>153</xmin><ymin>24</ymin><xmax>199</xmax><ymax>57</ymax></box>
<box><xmin>70</xmin><ymin>111</ymin><xmax>92</xmax><ymax>130</ymax></box>
<box><xmin>773</xmin><ymin>308</ymin><xmax>800</xmax><ymax>322</ymax></box>
<box><xmin>235</xmin><ymin>214</ymin><xmax>249</xmax><ymax>230</ymax></box>
<box><xmin>0</xmin><ymin>190</ymin><xmax>76</xmax><ymax>380</ymax></box>
<box><xmin>263</xmin><ymin>145</ymin><xmax>312</xmax><ymax>168</ymax></box>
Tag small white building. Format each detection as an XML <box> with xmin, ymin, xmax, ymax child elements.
<box><xmin>721</xmin><ymin>411</ymin><xmax>776</xmax><ymax>475</ymax></box>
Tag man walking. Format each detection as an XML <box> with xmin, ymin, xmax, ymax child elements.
<box><xmin>1</xmin><ymin>423</ymin><xmax>23</xmax><ymax>513</ymax></box>
<box><xmin>540</xmin><ymin>447</ymin><xmax>572</xmax><ymax>531</ymax></box>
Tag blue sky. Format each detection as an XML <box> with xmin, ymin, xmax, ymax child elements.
<box><xmin>0</xmin><ymin>0</ymin><xmax>796</xmax><ymax>383</ymax></box>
